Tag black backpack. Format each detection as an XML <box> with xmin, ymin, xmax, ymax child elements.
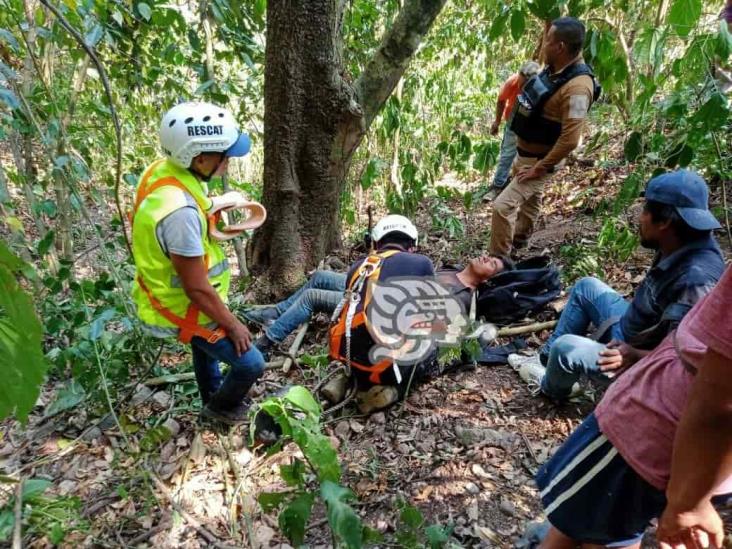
<box><xmin>475</xmin><ymin>256</ymin><xmax>561</xmax><ymax>325</ymax></box>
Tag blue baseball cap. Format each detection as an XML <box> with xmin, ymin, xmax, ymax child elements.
<box><xmin>225</xmin><ymin>132</ymin><xmax>251</xmax><ymax>158</ymax></box>
<box><xmin>644</xmin><ymin>170</ymin><xmax>721</xmax><ymax>231</ymax></box>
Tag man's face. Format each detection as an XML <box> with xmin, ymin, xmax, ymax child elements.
<box><xmin>192</xmin><ymin>152</ymin><xmax>228</xmax><ymax>177</ymax></box>
<box><xmin>469</xmin><ymin>255</ymin><xmax>505</xmax><ymax>282</ymax></box>
<box><xmin>639</xmin><ymin>204</ymin><xmax>661</xmax><ymax>249</ymax></box>
<box><xmin>543</xmin><ymin>26</ymin><xmax>563</xmax><ymax>67</ymax></box>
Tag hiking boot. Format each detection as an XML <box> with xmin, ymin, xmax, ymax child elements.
<box><xmin>200</xmin><ymin>398</ymin><xmax>252</xmax><ymax>426</ymax></box>
<box><xmin>482</xmin><ymin>186</ymin><xmax>504</xmax><ymax>202</ymax></box>
<box><xmin>254</xmin><ymin>334</ymin><xmax>276</xmax><ymax>361</ymax></box>
<box><xmin>321</xmin><ymin>373</ymin><xmax>350</xmax><ymax>404</ymax></box>
<box><xmin>508</xmin><ymin>352</ymin><xmax>542</xmax><ymax>372</ymax></box>
<box><xmin>356</xmin><ymin>385</ymin><xmax>399</xmax><ymax>414</ymax></box>
<box><xmin>518</xmin><ymin>360</ymin><xmax>546</xmax><ymax>395</ymax></box>
<box><xmin>242</xmin><ymin>306</ymin><xmax>279</xmax><ymax>327</ymax></box>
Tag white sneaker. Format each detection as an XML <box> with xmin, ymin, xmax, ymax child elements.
<box><xmin>519</xmin><ymin>361</ymin><xmax>546</xmax><ymax>395</ymax></box>
<box><xmin>508</xmin><ymin>353</ymin><xmax>542</xmax><ymax>372</ymax></box>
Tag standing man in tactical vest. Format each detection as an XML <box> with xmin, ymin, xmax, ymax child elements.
<box><xmin>131</xmin><ymin>102</ymin><xmax>265</xmax><ymax>425</ymax></box>
<box><xmin>489</xmin><ymin>17</ymin><xmax>599</xmax><ymax>256</ymax></box>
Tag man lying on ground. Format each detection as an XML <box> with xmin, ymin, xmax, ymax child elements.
<box><xmin>530</xmin><ymin>262</ymin><xmax>732</xmax><ymax>549</ymax></box>
<box><xmin>244</xmin><ymin>244</ymin><xmax>511</xmax><ymax>357</ymax></box>
<box><xmin>509</xmin><ymin>170</ymin><xmax>724</xmax><ymax>400</ymax></box>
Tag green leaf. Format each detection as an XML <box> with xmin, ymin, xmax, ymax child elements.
<box><xmin>280</xmin><ymin>458</ymin><xmax>306</xmax><ymax>487</ymax></box>
<box><xmin>667</xmin><ymin>0</ymin><xmax>701</xmax><ymax>38</ymax></box>
<box><xmin>399</xmin><ymin>502</ymin><xmax>424</xmax><ymax>529</ymax></box>
<box><xmin>137</xmin><ymin>2</ymin><xmax>152</xmax><ymax>21</ymax></box>
<box><xmin>624</xmin><ymin>131</ymin><xmax>643</xmax><ymax>162</ymax></box>
<box><xmin>258</xmin><ymin>491</ymin><xmax>288</xmax><ymax>513</ymax></box>
<box><xmin>278</xmin><ymin>492</ymin><xmax>315</xmax><ymax>547</ymax></box>
<box><xmin>44</xmin><ymin>380</ymin><xmax>86</xmax><ymax>418</ymax></box>
<box><xmin>510</xmin><ymin>10</ymin><xmax>525</xmax><ymax>42</ymax></box>
<box><xmin>22</xmin><ymin>478</ymin><xmax>52</xmax><ymax>499</ymax></box>
<box><xmin>489</xmin><ymin>9</ymin><xmax>510</xmax><ymax>41</ymax></box>
<box><xmin>0</xmin><ymin>242</ymin><xmax>46</xmax><ymax>423</ymax></box>
<box><xmin>321</xmin><ymin>481</ymin><xmax>363</xmax><ymax>549</ymax></box>
<box><xmin>84</xmin><ymin>24</ymin><xmax>103</xmax><ymax>47</ymax></box>
<box><xmin>425</xmin><ymin>524</ymin><xmax>451</xmax><ymax>548</ymax></box>
<box><xmin>692</xmin><ymin>93</ymin><xmax>730</xmax><ymax>132</ymax></box>
<box><xmin>283</xmin><ymin>386</ymin><xmax>320</xmax><ymax>416</ymax></box>
<box><xmin>37</xmin><ymin>230</ymin><xmax>55</xmax><ymax>257</ymax></box>
<box><xmin>0</xmin><ymin>29</ymin><xmax>19</xmax><ymax>52</ymax></box>
<box><xmin>527</xmin><ymin>0</ymin><xmax>561</xmax><ymax>20</ymax></box>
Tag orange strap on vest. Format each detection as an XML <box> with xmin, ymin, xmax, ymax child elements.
<box><xmin>137</xmin><ymin>274</ymin><xmax>225</xmax><ymax>344</ymax></box>
<box><xmin>132</xmin><ymin>164</ymin><xmax>226</xmax><ymax>345</ymax></box>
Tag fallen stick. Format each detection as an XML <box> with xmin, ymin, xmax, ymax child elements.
<box><xmin>144</xmin><ymin>359</ymin><xmax>286</xmax><ymax>387</ymax></box>
<box><xmin>283</xmin><ymin>322</ymin><xmax>309</xmax><ymax>373</ymax></box>
<box><xmin>497</xmin><ymin>320</ymin><xmax>557</xmax><ymax>337</ymax></box>
<box><xmin>151</xmin><ymin>475</ymin><xmax>240</xmax><ymax>549</ymax></box>
<box><xmin>12</xmin><ymin>480</ymin><xmax>21</xmax><ymax>549</ymax></box>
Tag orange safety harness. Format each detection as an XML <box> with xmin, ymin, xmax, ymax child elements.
<box><xmin>329</xmin><ymin>250</ymin><xmax>400</xmax><ymax>385</ymax></box>
<box><xmin>131</xmin><ymin>163</ymin><xmax>226</xmax><ymax>344</ymax></box>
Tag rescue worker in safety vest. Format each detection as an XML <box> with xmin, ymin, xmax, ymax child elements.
<box><xmin>489</xmin><ymin>17</ymin><xmax>599</xmax><ymax>256</ymax></box>
<box><xmin>131</xmin><ymin>102</ymin><xmax>265</xmax><ymax>425</ymax></box>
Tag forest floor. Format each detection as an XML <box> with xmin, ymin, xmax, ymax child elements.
<box><xmin>2</xmin><ymin>152</ymin><xmax>732</xmax><ymax>548</ymax></box>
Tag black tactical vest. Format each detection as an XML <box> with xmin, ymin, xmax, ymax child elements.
<box><xmin>510</xmin><ymin>63</ymin><xmax>601</xmax><ymax>147</ymax></box>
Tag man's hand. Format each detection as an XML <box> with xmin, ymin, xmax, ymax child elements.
<box><xmin>226</xmin><ymin>319</ymin><xmax>252</xmax><ymax>357</ymax></box>
<box><xmin>597</xmin><ymin>339</ymin><xmax>641</xmax><ymax>375</ymax></box>
<box><xmin>657</xmin><ymin>500</ymin><xmax>724</xmax><ymax>549</ymax></box>
<box><xmin>516</xmin><ymin>163</ymin><xmax>548</xmax><ymax>183</ymax></box>
<box><xmin>490</xmin><ymin>120</ymin><xmax>500</xmax><ymax>136</ymax></box>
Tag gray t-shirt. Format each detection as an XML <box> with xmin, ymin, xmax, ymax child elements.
<box><xmin>156</xmin><ymin>195</ymin><xmax>204</xmax><ymax>257</ymax></box>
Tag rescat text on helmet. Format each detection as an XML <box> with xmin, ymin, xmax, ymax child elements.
<box><xmin>186</xmin><ymin>125</ymin><xmax>224</xmax><ymax>137</ymax></box>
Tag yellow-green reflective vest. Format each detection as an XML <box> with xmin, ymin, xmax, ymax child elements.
<box><xmin>131</xmin><ymin>159</ymin><xmax>230</xmax><ymax>340</ymax></box>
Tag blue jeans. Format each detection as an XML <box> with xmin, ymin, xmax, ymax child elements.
<box><xmin>191</xmin><ymin>336</ymin><xmax>265</xmax><ymax>408</ymax></box>
<box><xmin>266</xmin><ymin>270</ymin><xmax>347</xmax><ymax>343</ymax></box>
<box><xmin>540</xmin><ymin>277</ymin><xmax>629</xmax><ymax>400</ymax></box>
<box><xmin>492</xmin><ymin>125</ymin><xmax>518</xmax><ymax>189</ymax></box>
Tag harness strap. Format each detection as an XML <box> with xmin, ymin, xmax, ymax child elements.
<box><xmin>137</xmin><ymin>274</ymin><xmax>225</xmax><ymax>344</ymax></box>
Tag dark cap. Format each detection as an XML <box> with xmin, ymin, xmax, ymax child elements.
<box><xmin>644</xmin><ymin>170</ymin><xmax>721</xmax><ymax>231</ymax></box>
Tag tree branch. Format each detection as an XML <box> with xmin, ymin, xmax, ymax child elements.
<box><xmin>354</xmin><ymin>0</ymin><xmax>447</xmax><ymax>128</ymax></box>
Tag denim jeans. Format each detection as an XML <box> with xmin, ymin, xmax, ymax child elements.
<box><xmin>492</xmin><ymin>124</ymin><xmax>518</xmax><ymax>189</ymax></box>
<box><xmin>191</xmin><ymin>336</ymin><xmax>265</xmax><ymax>408</ymax></box>
<box><xmin>266</xmin><ymin>270</ymin><xmax>347</xmax><ymax>343</ymax></box>
<box><xmin>539</xmin><ymin>277</ymin><xmax>630</xmax><ymax>400</ymax></box>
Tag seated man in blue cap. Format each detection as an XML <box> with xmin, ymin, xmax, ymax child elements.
<box><xmin>511</xmin><ymin>170</ymin><xmax>725</xmax><ymax>399</ymax></box>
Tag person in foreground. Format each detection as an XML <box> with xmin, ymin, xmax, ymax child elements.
<box><xmin>131</xmin><ymin>102</ymin><xmax>265</xmax><ymax>425</ymax></box>
<box><xmin>531</xmin><ymin>263</ymin><xmax>732</xmax><ymax>549</ymax></box>
<box><xmin>510</xmin><ymin>170</ymin><xmax>724</xmax><ymax>400</ymax></box>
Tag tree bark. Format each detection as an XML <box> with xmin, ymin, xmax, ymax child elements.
<box><xmin>251</xmin><ymin>0</ymin><xmax>447</xmax><ymax>296</ymax></box>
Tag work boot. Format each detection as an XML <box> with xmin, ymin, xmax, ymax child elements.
<box><xmin>356</xmin><ymin>385</ymin><xmax>399</xmax><ymax>414</ymax></box>
<box><xmin>254</xmin><ymin>334</ymin><xmax>276</xmax><ymax>361</ymax></box>
<box><xmin>508</xmin><ymin>352</ymin><xmax>542</xmax><ymax>372</ymax></box>
<box><xmin>481</xmin><ymin>186</ymin><xmax>504</xmax><ymax>202</ymax></box>
<box><xmin>242</xmin><ymin>306</ymin><xmax>280</xmax><ymax>327</ymax></box>
<box><xmin>321</xmin><ymin>373</ymin><xmax>350</xmax><ymax>404</ymax></box>
<box><xmin>200</xmin><ymin>397</ymin><xmax>253</xmax><ymax>426</ymax></box>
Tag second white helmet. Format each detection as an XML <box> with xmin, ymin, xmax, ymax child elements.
<box><xmin>372</xmin><ymin>214</ymin><xmax>419</xmax><ymax>245</ymax></box>
<box><xmin>159</xmin><ymin>102</ymin><xmax>250</xmax><ymax>168</ymax></box>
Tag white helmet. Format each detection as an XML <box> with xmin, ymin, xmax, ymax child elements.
<box><xmin>372</xmin><ymin>214</ymin><xmax>419</xmax><ymax>245</ymax></box>
<box><xmin>159</xmin><ymin>102</ymin><xmax>251</xmax><ymax>168</ymax></box>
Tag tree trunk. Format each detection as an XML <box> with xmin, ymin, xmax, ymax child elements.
<box><xmin>251</xmin><ymin>0</ymin><xmax>447</xmax><ymax>296</ymax></box>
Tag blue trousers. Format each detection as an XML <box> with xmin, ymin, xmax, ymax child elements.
<box><xmin>191</xmin><ymin>336</ymin><xmax>265</xmax><ymax>408</ymax></box>
<box><xmin>540</xmin><ymin>277</ymin><xmax>630</xmax><ymax>400</ymax></box>
<box><xmin>492</xmin><ymin>124</ymin><xmax>518</xmax><ymax>189</ymax></box>
<box><xmin>266</xmin><ymin>270</ymin><xmax>347</xmax><ymax>343</ymax></box>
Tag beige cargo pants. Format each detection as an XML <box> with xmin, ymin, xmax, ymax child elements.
<box><xmin>489</xmin><ymin>155</ymin><xmax>551</xmax><ymax>256</ymax></box>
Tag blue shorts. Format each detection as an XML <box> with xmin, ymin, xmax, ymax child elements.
<box><xmin>536</xmin><ymin>413</ymin><xmax>667</xmax><ymax>547</ymax></box>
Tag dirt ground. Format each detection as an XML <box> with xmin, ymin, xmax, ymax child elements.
<box><xmin>1</xmin><ymin>157</ymin><xmax>731</xmax><ymax>548</ymax></box>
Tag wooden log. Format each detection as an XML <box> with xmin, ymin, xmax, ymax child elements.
<box><xmin>497</xmin><ymin>320</ymin><xmax>557</xmax><ymax>337</ymax></box>
<box><xmin>144</xmin><ymin>359</ymin><xmax>286</xmax><ymax>387</ymax></box>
